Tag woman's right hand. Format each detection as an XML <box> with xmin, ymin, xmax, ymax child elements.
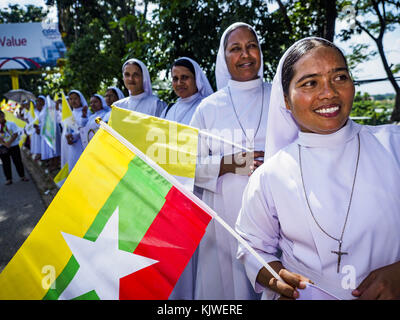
<box><xmin>257</xmin><ymin>261</ymin><xmax>312</xmax><ymax>300</ymax></box>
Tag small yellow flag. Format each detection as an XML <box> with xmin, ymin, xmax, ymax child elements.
<box><xmin>29</xmin><ymin>101</ymin><xmax>36</xmax><ymax>120</ymax></box>
<box><xmin>4</xmin><ymin>111</ymin><xmax>26</xmax><ymax>128</ymax></box>
<box><xmin>61</xmin><ymin>92</ymin><xmax>72</xmax><ymax>122</ymax></box>
<box><xmin>19</xmin><ymin>134</ymin><xmax>27</xmax><ymax>148</ymax></box>
<box><xmin>53</xmin><ymin>163</ymin><xmax>69</xmax><ymax>188</ymax></box>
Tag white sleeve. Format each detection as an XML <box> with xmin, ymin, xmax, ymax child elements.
<box><xmin>235</xmin><ymin>166</ymin><xmax>281</xmax><ymax>294</ymax></box>
<box><xmin>190</xmin><ymin>107</ymin><xmax>221</xmax><ymax>193</ymax></box>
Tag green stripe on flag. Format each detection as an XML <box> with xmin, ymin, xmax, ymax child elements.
<box><xmin>43</xmin><ymin>155</ymin><xmax>172</xmax><ymax>300</ymax></box>
<box><xmin>43</xmin><ymin>256</ymin><xmax>79</xmax><ymax>300</ymax></box>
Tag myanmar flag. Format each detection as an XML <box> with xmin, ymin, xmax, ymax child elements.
<box><xmin>0</xmin><ymin>124</ymin><xmax>212</xmax><ymax>300</ymax></box>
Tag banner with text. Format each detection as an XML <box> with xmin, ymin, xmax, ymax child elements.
<box><xmin>0</xmin><ymin>22</ymin><xmax>66</xmax><ymax>70</ymax></box>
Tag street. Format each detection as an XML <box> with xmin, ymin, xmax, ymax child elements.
<box><xmin>0</xmin><ymin>151</ymin><xmax>48</xmax><ymax>273</ymax></box>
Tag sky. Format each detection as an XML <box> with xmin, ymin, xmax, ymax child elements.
<box><xmin>1</xmin><ymin>0</ymin><xmax>399</xmax><ymax>95</ymax></box>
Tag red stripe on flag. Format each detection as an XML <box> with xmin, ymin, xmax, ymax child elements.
<box><xmin>119</xmin><ymin>186</ymin><xmax>212</xmax><ymax>299</ymax></box>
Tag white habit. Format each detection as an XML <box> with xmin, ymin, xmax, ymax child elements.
<box><xmin>236</xmin><ymin>120</ymin><xmax>400</xmax><ymax>300</ymax></box>
<box><xmin>190</xmin><ymin>77</ymin><xmax>271</xmax><ymax>299</ymax></box>
<box><xmin>113</xmin><ymin>91</ymin><xmax>165</xmax><ymax>117</ymax></box>
<box><xmin>114</xmin><ymin>58</ymin><xmax>166</xmax><ymax>117</ymax></box>
<box><xmin>29</xmin><ymin>107</ymin><xmax>41</xmax><ymax>155</ymax></box>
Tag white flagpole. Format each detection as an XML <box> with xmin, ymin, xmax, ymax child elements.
<box><xmin>197</xmin><ymin>130</ymin><xmax>253</xmax><ymax>153</ymax></box>
<box><xmin>97</xmin><ymin>119</ymin><xmax>284</xmax><ymax>284</ymax></box>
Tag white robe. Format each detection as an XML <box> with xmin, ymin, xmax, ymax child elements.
<box><xmin>30</xmin><ymin>109</ymin><xmax>41</xmax><ymax>155</ymax></box>
<box><xmin>190</xmin><ymin>77</ymin><xmax>271</xmax><ymax>299</ymax></box>
<box><xmin>236</xmin><ymin>120</ymin><xmax>400</xmax><ymax>300</ymax></box>
<box><xmin>162</xmin><ymin>92</ymin><xmax>203</xmax><ymax>125</ymax></box>
<box><xmin>63</xmin><ymin>107</ymin><xmax>88</xmax><ymax>172</ymax></box>
<box><xmin>113</xmin><ymin>92</ymin><xmax>166</xmax><ymax>117</ymax></box>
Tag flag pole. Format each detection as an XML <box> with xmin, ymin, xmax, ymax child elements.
<box><xmin>97</xmin><ymin>119</ymin><xmax>284</xmax><ymax>284</ymax></box>
<box><xmin>197</xmin><ymin>130</ymin><xmax>253</xmax><ymax>153</ymax></box>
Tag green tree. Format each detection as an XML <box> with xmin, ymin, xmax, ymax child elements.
<box><xmin>45</xmin><ymin>0</ymin><xmax>151</xmax><ymax>98</ymax></box>
<box><xmin>133</xmin><ymin>0</ymin><xmax>342</xmax><ymax>100</ymax></box>
<box><xmin>338</xmin><ymin>0</ymin><xmax>400</xmax><ymax>121</ymax></box>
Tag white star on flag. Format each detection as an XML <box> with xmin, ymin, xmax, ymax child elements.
<box><xmin>58</xmin><ymin>207</ymin><xmax>158</xmax><ymax>300</ymax></box>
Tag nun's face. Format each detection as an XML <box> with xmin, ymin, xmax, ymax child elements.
<box><xmin>69</xmin><ymin>93</ymin><xmax>82</xmax><ymax>109</ymax></box>
<box><xmin>285</xmin><ymin>46</ymin><xmax>355</xmax><ymax>135</ymax></box>
<box><xmin>172</xmin><ymin>65</ymin><xmax>198</xmax><ymax>99</ymax></box>
<box><xmin>90</xmin><ymin>96</ymin><xmax>103</xmax><ymax>112</ymax></box>
<box><xmin>224</xmin><ymin>27</ymin><xmax>261</xmax><ymax>82</ymax></box>
<box><xmin>105</xmin><ymin>89</ymin><xmax>119</xmax><ymax>106</ymax></box>
<box><xmin>123</xmin><ymin>63</ymin><xmax>144</xmax><ymax>95</ymax></box>
<box><xmin>36</xmin><ymin>98</ymin><xmax>45</xmax><ymax>111</ymax></box>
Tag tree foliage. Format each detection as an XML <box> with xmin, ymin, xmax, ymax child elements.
<box><xmin>338</xmin><ymin>0</ymin><xmax>400</xmax><ymax>121</ymax></box>
<box><xmin>4</xmin><ymin>0</ymin><xmax>393</xmax><ymax>117</ymax></box>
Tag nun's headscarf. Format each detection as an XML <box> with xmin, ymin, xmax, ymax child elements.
<box><xmin>264</xmin><ymin>37</ymin><xmax>347</xmax><ymax>160</ymax></box>
<box><xmin>122</xmin><ymin>58</ymin><xmax>153</xmax><ymax>95</ymax></box>
<box><xmin>107</xmin><ymin>86</ymin><xmax>125</xmax><ymax>100</ymax></box>
<box><xmin>37</xmin><ymin>95</ymin><xmax>47</xmax><ymax>108</ymax></box>
<box><xmin>215</xmin><ymin>22</ymin><xmax>264</xmax><ymax>90</ymax></box>
<box><xmin>37</xmin><ymin>95</ymin><xmax>47</xmax><ymax>114</ymax></box>
<box><xmin>173</xmin><ymin>57</ymin><xmax>214</xmax><ymax>98</ymax></box>
<box><xmin>68</xmin><ymin>89</ymin><xmax>88</xmax><ymax>108</ymax></box>
<box><xmin>93</xmin><ymin>94</ymin><xmax>110</xmax><ymax>112</ymax></box>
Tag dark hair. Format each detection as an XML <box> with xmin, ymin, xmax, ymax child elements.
<box><xmin>172</xmin><ymin>58</ymin><xmax>196</xmax><ymax>78</ymax></box>
<box><xmin>223</xmin><ymin>24</ymin><xmax>259</xmax><ymax>51</ymax></box>
<box><xmin>281</xmin><ymin>38</ymin><xmax>349</xmax><ymax>95</ymax></box>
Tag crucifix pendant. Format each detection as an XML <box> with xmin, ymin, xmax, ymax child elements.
<box><xmin>331</xmin><ymin>241</ymin><xmax>348</xmax><ymax>273</ymax></box>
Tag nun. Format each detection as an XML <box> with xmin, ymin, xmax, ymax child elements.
<box><xmin>80</xmin><ymin>94</ymin><xmax>111</xmax><ymax>148</ymax></box>
<box><xmin>105</xmin><ymin>86</ymin><xmax>125</xmax><ymax>108</ymax></box>
<box><xmin>236</xmin><ymin>37</ymin><xmax>400</xmax><ymax>300</ymax></box>
<box><xmin>161</xmin><ymin>57</ymin><xmax>212</xmax><ymax>300</ymax></box>
<box><xmin>62</xmin><ymin>90</ymin><xmax>90</xmax><ymax>172</ymax></box>
<box><xmin>162</xmin><ymin>57</ymin><xmax>213</xmax><ymax>125</ymax></box>
<box><xmin>29</xmin><ymin>99</ymin><xmax>42</xmax><ymax>160</ymax></box>
<box><xmin>189</xmin><ymin>22</ymin><xmax>272</xmax><ymax>300</ymax></box>
<box><xmin>113</xmin><ymin>58</ymin><xmax>166</xmax><ymax>117</ymax></box>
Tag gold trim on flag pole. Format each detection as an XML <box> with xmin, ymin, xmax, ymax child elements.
<box><xmin>97</xmin><ymin>119</ymin><xmax>285</xmax><ymax>284</ymax></box>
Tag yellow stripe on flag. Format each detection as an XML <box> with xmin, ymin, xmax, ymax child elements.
<box><xmin>109</xmin><ymin>106</ymin><xmax>198</xmax><ymax>180</ymax></box>
<box><xmin>0</xmin><ymin>129</ymin><xmax>135</xmax><ymax>299</ymax></box>
<box><xmin>61</xmin><ymin>92</ymin><xmax>72</xmax><ymax>122</ymax></box>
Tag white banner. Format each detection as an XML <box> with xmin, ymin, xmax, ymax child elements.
<box><xmin>0</xmin><ymin>22</ymin><xmax>66</xmax><ymax>70</ymax></box>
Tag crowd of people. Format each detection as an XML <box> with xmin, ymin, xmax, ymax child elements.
<box><xmin>1</xmin><ymin>21</ymin><xmax>400</xmax><ymax>300</ymax></box>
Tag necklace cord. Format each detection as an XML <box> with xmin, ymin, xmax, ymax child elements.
<box><xmin>298</xmin><ymin>133</ymin><xmax>360</xmax><ymax>244</ymax></box>
<box><xmin>227</xmin><ymin>84</ymin><xmax>264</xmax><ymax>150</ymax></box>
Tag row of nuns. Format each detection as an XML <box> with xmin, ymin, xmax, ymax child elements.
<box><xmin>35</xmin><ymin>20</ymin><xmax>400</xmax><ymax>300</ymax></box>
